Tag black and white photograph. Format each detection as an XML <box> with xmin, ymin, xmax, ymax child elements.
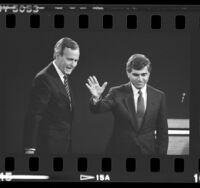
<box><xmin>1</xmin><ymin>32</ymin><xmax>189</xmax><ymax>156</ymax></box>
<box><xmin>0</xmin><ymin>4</ymin><xmax>195</xmax><ymax>182</ymax></box>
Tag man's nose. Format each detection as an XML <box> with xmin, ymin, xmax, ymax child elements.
<box><xmin>69</xmin><ymin>60</ymin><xmax>75</xmax><ymax>65</ymax></box>
<box><xmin>137</xmin><ymin>75</ymin><xmax>142</xmax><ymax>81</ymax></box>
<box><xmin>72</xmin><ymin>60</ymin><xmax>77</xmax><ymax>65</ymax></box>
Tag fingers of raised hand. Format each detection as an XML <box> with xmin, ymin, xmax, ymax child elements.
<box><xmin>85</xmin><ymin>83</ymin><xmax>92</xmax><ymax>90</ymax></box>
<box><xmin>88</xmin><ymin>76</ymin><xmax>99</xmax><ymax>86</ymax></box>
<box><xmin>92</xmin><ymin>76</ymin><xmax>99</xmax><ymax>86</ymax></box>
<box><xmin>87</xmin><ymin>77</ymin><xmax>94</xmax><ymax>87</ymax></box>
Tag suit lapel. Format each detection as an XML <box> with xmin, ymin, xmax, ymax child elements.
<box><xmin>48</xmin><ymin>62</ymin><xmax>73</xmax><ymax>106</ymax></box>
<box><xmin>140</xmin><ymin>86</ymin><xmax>156</xmax><ymax>130</ymax></box>
<box><xmin>123</xmin><ymin>83</ymin><xmax>139</xmax><ymax>131</ymax></box>
<box><xmin>67</xmin><ymin>77</ymin><xmax>76</xmax><ymax>114</ymax></box>
<box><xmin>123</xmin><ymin>83</ymin><xmax>157</xmax><ymax>131</ymax></box>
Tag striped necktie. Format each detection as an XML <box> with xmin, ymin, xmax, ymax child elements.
<box><xmin>136</xmin><ymin>89</ymin><xmax>145</xmax><ymax>128</ymax></box>
<box><xmin>63</xmin><ymin>74</ymin><xmax>72</xmax><ymax>110</ymax></box>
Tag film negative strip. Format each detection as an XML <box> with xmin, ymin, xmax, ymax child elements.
<box><xmin>0</xmin><ymin>3</ymin><xmax>199</xmax><ymax>183</ymax></box>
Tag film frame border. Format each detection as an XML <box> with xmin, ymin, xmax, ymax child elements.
<box><xmin>0</xmin><ymin>3</ymin><xmax>199</xmax><ymax>183</ymax></box>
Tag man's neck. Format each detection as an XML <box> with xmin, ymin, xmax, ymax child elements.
<box><xmin>130</xmin><ymin>83</ymin><xmax>147</xmax><ymax>96</ymax></box>
<box><xmin>53</xmin><ymin>60</ymin><xmax>65</xmax><ymax>77</ymax></box>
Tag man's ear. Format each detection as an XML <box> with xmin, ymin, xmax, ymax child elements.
<box><xmin>55</xmin><ymin>53</ymin><xmax>61</xmax><ymax>60</ymax></box>
<box><xmin>126</xmin><ymin>71</ymin><xmax>130</xmax><ymax>79</ymax></box>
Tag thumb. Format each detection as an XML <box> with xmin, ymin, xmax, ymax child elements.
<box><xmin>102</xmin><ymin>82</ymin><xmax>108</xmax><ymax>90</ymax></box>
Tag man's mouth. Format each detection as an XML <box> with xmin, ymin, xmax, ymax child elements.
<box><xmin>66</xmin><ymin>67</ymin><xmax>73</xmax><ymax>70</ymax></box>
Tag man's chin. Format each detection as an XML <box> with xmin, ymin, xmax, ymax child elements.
<box><xmin>64</xmin><ymin>69</ymin><xmax>73</xmax><ymax>75</ymax></box>
<box><xmin>135</xmin><ymin>84</ymin><xmax>144</xmax><ymax>89</ymax></box>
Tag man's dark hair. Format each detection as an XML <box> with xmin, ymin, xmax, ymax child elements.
<box><xmin>53</xmin><ymin>37</ymin><xmax>79</xmax><ymax>59</ymax></box>
<box><xmin>126</xmin><ymin>54</ymin><xmax>152</xmax><ymax>73</ymax></box>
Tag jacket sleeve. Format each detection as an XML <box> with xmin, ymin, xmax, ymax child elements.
<box><xmin>23</xmin><ymin>75</ymin><xmax>51</xmax><ymax>150</ymax></box>
<box><xmin>155</xmin><ymin>93</ymin><xmax>169</xmax><ymax>155</ymax></box>
<box><xmin>89</xmin><ymin>88</ymin><xmax>116</xmax><ymax>113</ymax></box>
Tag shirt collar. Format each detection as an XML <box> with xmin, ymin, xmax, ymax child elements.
<box><xmin>53</xmin><ymin>60</ymin><xmax>65</xmax><ymax>80</ymax></box>
<box><xmin>131</xmin><ymin>82</ymin><xmax>147</xmax><ymax>96</ymax></box>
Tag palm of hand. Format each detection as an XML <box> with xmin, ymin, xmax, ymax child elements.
<box><xmin>91</xmin><ymin>83</ymin><xmax>104</xmax><ymax>97</ymax></box>
<box><xmin>86</xmin><ymin>76</ymin><xmax>108</xmax><ymax>98</ymax></box>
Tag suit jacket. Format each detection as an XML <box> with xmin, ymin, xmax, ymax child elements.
<box><xmin>90</xmin><ymin>82</ymin><xmax>169</xmax><ymax>156</ymax></box>
<box><xmin>24</xmin><ymin>62</ymin><xmax>75</xmax><ymax>154</ymax></box>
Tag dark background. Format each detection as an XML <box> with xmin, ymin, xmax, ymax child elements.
<box><xmin>0</xmin><ymin>30</ymin><xmax>190</xmax><ymax>154</ymax></box>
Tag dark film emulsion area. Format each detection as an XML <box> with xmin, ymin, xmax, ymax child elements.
<box><xmin>0</xmin><ymin>25</ymin><xmax>189</xmax><ymax>156</ymax></box>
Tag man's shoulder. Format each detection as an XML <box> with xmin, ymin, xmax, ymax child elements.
<box><xmin>148</xmin><ymin>85</ymin><xmax>165</xmax><ymax>95</ymax></box>
<box><xmin>109</xmin><ymin>82</ymin><xmax>131</xmax><ymax>93</ymax></box>
<box><xmin>34</xmin><ymin>62</ymin><xmax>53</xmax><ymax>80</ymax></box>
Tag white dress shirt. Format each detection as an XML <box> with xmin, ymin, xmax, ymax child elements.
<box><xmin>131</xmin><ymin>83</ymin><xmax>147</xmax><ymax>112</ymax></box>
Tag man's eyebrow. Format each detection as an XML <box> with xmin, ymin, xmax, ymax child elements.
<box><xmin>132</xmin><ymin>73</ymin><xmax>147</xmax><ymax>75</ymax></box>
<box><xmin>132</xmin><ymin>73</ymin><xmax>144</xmax><ymax>74</ymax></box>
<box><xmin>67</xmin><ymin>57</ymin><xmax>77</xmax><ymax>60</ymax></box>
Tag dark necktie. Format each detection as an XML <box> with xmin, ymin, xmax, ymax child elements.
<box><xmin>63</xmin><ymin>74</ymin><xmax>72</xmax><ymax>111</ymax></box>
<box><xmin>136</xmin><ymin>89</ymin><xmax>145</xmax><ymax>128</ymax></box>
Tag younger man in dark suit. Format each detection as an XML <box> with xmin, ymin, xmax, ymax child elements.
<box><xmin>86</xmin><ymin>54</ymin><xmax>168</xmax><ymax>155</ymax></box>
<box><xmin>24</xmin><ymin>37</ymin><xmax>80</xmax><ymax>154</ymax></box>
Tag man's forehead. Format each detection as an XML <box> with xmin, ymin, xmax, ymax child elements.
<box><xmin>63</xmin><ymin>47</ymin><xmax>80</xmax><ymax>55</ymax></box>
<box><xmin>129</xmin><ymin>66</ymin><xmax>149</xmax><ymax>74</ymax></box>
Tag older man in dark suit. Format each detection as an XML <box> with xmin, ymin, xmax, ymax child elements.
<box><xmin>24</xmin><ymin>37</ymin><xmax>80</xmax><ymax>154</ymax></box>
<box><xmin>86</xmin><ymin>54</ymin><xmax>168</xmax><ymax>155</ymax></box>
